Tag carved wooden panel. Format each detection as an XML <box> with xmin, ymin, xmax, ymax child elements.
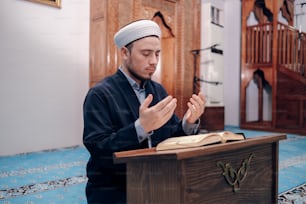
<box><xmin>276</xmin><ymin>99</ymin><xmax>300</xmax><ymax>128</ymax></box>
<box><xmin>89</xmin><ymin>0</ymin><xmax>120</xmax><ymax>87</ymax></box>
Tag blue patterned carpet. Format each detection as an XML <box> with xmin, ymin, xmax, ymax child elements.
<box><xmin>0</xmin><ymin>126</ymin><xmax>305</xmax><ymax>203</ymax></box>
<box><xmin>0</xmin><ymin>146</ymin><xmax>89</xmax><ymax>203</ymax></box>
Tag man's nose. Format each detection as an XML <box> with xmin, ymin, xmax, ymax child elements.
<box><xmin>149</xmin><ymin>54</ymin><xmax>158</xmax><ymax>65</ymax></box>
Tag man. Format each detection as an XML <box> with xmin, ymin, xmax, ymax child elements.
<box><xmin>83</xmin><ymin>19</ymin><xmax>206</xmax><ymax>203</ymax></box>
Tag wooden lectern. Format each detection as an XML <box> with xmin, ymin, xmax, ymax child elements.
<box><xmin>114</xmin><ymin>134</ymin><xmax>286</xmax><ymax>204</ymax></box>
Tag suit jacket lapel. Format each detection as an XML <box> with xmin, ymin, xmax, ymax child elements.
<box><xmin>145</xmin><ymin>80</ymin><xmax>160</xmax><ymax>107</ymax></box>
<box><xmin>113</xmin><ymin>70</ymin><xmax>140</xmax><ymax>119</ymax></box>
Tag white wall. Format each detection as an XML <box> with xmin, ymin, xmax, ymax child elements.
<box><xmin>200</xmin><ymin>1</ymin><xmax>224</xmax><ymax>107</ymax></box>
<box><xmin>223</xmin><ymin>0</ymin><xmax>241</xmax><ymax>126</ymax></box>
<box><xmin>295</xmin><ymin>0</ymin><xmax>306</xmax><ymax>30</ymax></box>
<box><xmin>200</xmin><ymin>0</ymin><xmax>241</xmax><ymax>126</ymax></box>
<box><xmin>0</xmin><ymin>0</ymin><xmax>89</xmax><ymax>156</ymax></box>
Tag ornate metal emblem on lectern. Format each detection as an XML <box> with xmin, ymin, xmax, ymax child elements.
<box><xmin>217</xmin><ymin>153</ymin><xmax>255</xmax><ymax>192</ymax></box>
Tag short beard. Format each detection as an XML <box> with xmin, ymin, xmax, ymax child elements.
<box><xmin>126</xmin><ymin>65</ymin><xmax>151</xmax><ymax>84</ymax></box>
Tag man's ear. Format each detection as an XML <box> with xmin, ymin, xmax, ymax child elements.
<box><xmin>121</xmin><ymin>47</ymin><xmax>129</xmax><ymax>59</ymax></box>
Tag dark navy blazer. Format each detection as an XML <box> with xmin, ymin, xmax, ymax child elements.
<box><xmin>83</xmin><ymin>70</ymin><xmax>186</xmax><ymax>203</ymax></box>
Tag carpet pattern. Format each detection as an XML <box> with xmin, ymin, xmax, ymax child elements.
<box><xmin>0</xmin><ymin>127</ymin><xmax>305</xmax><ymax>203</ymax></box>
<box><xmin>0</xmin><ymin>175</ymin><xmax>86</xmax><ymax>200</ymax></box>
<box><xmin>278</xmin><ymin>183</ymin><xmax>306</xmax><ymax>204</ymax></box>
<box><xmin>0</xmin><ymin>146</ymin><xmax>89</xmax><ymax>203</ymax></box>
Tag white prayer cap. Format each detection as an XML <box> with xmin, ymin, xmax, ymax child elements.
<box><xmin>114</xmin><ymin>19</ymin><xmax>161</xmax><ymax>48</ymax></box>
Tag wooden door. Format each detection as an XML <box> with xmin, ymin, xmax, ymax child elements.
<box><xmin>90</xmin><ymin>0</ymin><xmax>201</xmax><ymax>118</ymax></box>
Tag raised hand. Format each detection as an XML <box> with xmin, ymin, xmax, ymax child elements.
<box><xmin>184</xmin><ymin>92</ymin><xmax>206</xmax><ymax>124</ymax></box>
<box><xmin>139</xmin><ymin>94</ymin><xmax>177</xmax><ymax>133</ymax></box>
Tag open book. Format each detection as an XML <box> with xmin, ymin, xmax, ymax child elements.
<box><xmin>156</xmin><ymin>131</ymin><xmax>245</xmax><ymax>151</ymax></box>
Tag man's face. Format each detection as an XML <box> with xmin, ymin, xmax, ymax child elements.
<box><xmin>122</xmin><ymin>36</ymin><xmax>161</xmax><ymax>84</ymax></box>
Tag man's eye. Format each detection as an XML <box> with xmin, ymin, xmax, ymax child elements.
<box><xmin>142</xmin><ymin>52</ymin><xmax>150</xmax><ymax>56</ymax></box>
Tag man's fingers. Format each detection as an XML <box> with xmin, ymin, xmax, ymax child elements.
<box><xmin>184</xmin><ymin>92</ymin><xmax>207</xmax><ymax>124</ymax></box>
<box><xmin>192</xmin><ymin>93</ymin><xmax>205</xmax><ymax>106</ymax></box>
<box><xmin>161</xmin><ymin>98</ymin><xmax>177</xmax><ymax>116</ymax></box>
<box><xmin>190</xmin><ymin>98</ymin><xmax>201</xmax><ymax>110</ymax></box>
<box><xmin>140</xmin><ymin>94</ymin><xmax>153</xmax><ymax>111</ymax></box>
<box><xmin>139</xmin><ymin>95</ymin><xmax>177</xmax><ymax>132</ymax></box>
<box><xmin>198</xmin><ymin>91</ymin><xmax>205</xmax><ymax>100</ymax></box>
<box><xmin>154</xmin><ymin>96</ymin><xmax>174</xmax><ymax>111</ymax></box>
<box><xmin>159</xmin><ymin>102</ymin><xmax>177</xmax><ymax>125</ymax></box>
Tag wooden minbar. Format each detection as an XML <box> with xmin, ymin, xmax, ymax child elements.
<box><xmin>114</xmin><ymin>134</ymin><xmax>286</xmax><ymax>204</ymax></box>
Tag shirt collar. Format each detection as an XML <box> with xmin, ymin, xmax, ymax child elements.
<box><xmin>119</xmin><ymin>67</ymin><xmax>147</xmax><ymax>90</ymax></box>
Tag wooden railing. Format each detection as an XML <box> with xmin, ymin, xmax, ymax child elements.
<box><xmin>277</xmin><ymin>22</ymin><xmax>305</xmax><ymax>76</ymax></box>
<box><xmin>245</xmin><ymin>22</ymin><xmax>305</xmax><ymax>78</ymax></box>
<box><xmin>246</xmin><ymin>23</ymin><xmax>273</xmax><ymax>65</ymax></box>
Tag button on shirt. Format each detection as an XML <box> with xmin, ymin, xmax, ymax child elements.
<box><xmin>119</xmin><ymin>68</ymin><xmax>199</xmax><ymax>147</ymax></box>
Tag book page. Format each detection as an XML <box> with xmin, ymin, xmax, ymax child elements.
<box><xmin>156</xmin><ymin>131</ymin><xmax>246</xmax><ymax>151</ymax></box>
<box><xmin>156</xmin><ymin>133</ymin><xmax>221</xmax><ymax>151</ymax></box>
<box><xmin>219</xmin><ymin>131</ymin><xmax>245</xmax><ymax>143</ymax></box>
